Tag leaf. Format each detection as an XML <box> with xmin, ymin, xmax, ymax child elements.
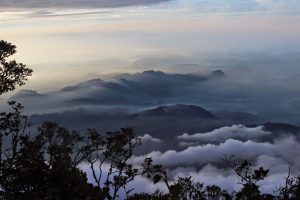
<box><xmin>153</xmin><ymin>174</ymin><xmax>162</xmax><ymax>184</ymax></box>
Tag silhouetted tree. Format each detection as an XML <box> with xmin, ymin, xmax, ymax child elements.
<box><xmin>128</xmin><ymin>190</ymin><xmax>169</xmax><ymax>200</ymax></box>
<box><xmin>80</xmin><ymin>127</ymin><xmax>142</xmax><ymax>199</ymax></box>
<box><xmin>277</xmin><ymin>167</ymin><xmax>300</xmax><ymax>200</ymax></box>
<box><xmin>224</xmin><ymin>156</ymin><xmax>270</xmax><ymax>200</ymax></box>
<box><xmin>141</xmin><ymin>158</ymin><xmax>233</xmax><ymax>200</ymax></box>
<box><xmin>0</xmin><ymin>111</ymin><xmax>104</xmax><ymax>199</ymax></box>
<box><xmin>0</xmin><ymin>105</ymin><xmax>142</xmax><ymax>199</ymax></box>
<box><xmin>0</xmin><ymin>40</ymin><xmax>32</xmax><ymax>95</ymax></box>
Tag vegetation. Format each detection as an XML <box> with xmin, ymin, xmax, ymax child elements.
<box><xmin>0</xmin><ymin>40</ymin><xmax>32</xmax><ymax>95</ymax></box>
<box><xmin>0</xmin><ymin>40</ymin><xmax>300</xmax><ymax>199</ymax></box>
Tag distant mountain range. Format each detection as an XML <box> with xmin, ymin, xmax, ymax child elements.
<box><xmin>30</xmin><ymin>104</ymin><xmax>221</xmax><ymax>133</ymax></box>
<box><xmin>249</xmin><ymin>122</ymin><xmax>300</xmax><ymax>135</ymax></box>
<box><xmin>30</xmin><ymin>103</ymin><xmax>298</xmax><ymax>136</ymax></box>
<box><xmin>8</xmin><ymin>70</ymin><xmax>226</xmax><ymax>114</ymax></box>
<box><xmin>6</xmin><ymin>69</ymin><xmax>300</xmax><ymax>141</ymax></box>
<box><xmin>28</xmin><ymin>103</ymin><xmax>300</xmax><ymax>153</ymax></box>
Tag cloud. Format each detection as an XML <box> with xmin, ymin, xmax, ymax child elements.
<box><xmin>129</xmin><ymin>136</ymin><xmax>300</xmax><ymax>195</ymax></box>
<box><xmin>136</xmin><ymin>134</ymin><xmax>163</xmax><ymax>153</ymax></box>
<box><xmin>167</xmin><ymin>163</ymin><xmax>289</xmax><ymax>195</ymax></box>
<box><xmin>0</xmin><ymin>0</ymin><xmax>169</xmax><ymax>9</ymax></box>
<box><xmin>173</xmin><ymin>0</ymin><xmax>300</xmax><ymax>16</ymax></box>
<box><xmin>76</xmin><ymin>130</ymin><xmax>300</xmax><ymax>197</ymax></box>
<box><xmin>139</xmin><ymin>134</ymin><xmax>162</xmax><ymax>144</ymax></box>
<box><xmin>131</xmin><ymin>139</ymin><xmax>277</xmax><ymax>167</ymax></box>
<box><xmin>79</xmin><ymin>161</ymin><xmax>289</xmax><ymax>197</ymax></box>
<box><xmin>256</xmin><ymin>0</ymin><xmax>272</xmax><ymax>3</ymax></box>
<box><xmin>131</xmin><ymin>136</ymin><xmax>300</xmax><ymax>169</ymax></box>
<box><xmin>79</xmin><ymin>162</ymin><xmax>168</xmax><ymax>199</ymax></box>
<box><xmin>170</xmin><ymin>164</ymin><xmax>241</xmax><ymax>192</ymax></box>
<box><xmin>178</xmin><ymin>141</ymin><xmax>201</xmax><ymax>147</ymax></box>
<box><xmin>79</xmin><ymin>138</ymin><xmax>298</xmax><ymax>197</ymax></box>
<box><xmin>178</xmin><ymin>125</ymin><xmax>272</xmax><ymax>144</ymax></box>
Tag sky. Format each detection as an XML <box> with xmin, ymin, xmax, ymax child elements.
<box><xmin>0</xmin><ymin>0</ymin><xmax>300</xmax><ymax>93</ymax></box>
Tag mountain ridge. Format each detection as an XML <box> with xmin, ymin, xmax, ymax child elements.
<box><xmin>136</xmin><ymin>104</ymin><xmax>218</xmax><ymax>119</ymax></box>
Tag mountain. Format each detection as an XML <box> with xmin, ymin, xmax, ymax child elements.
<box><xmin>11</xmin><ymin>89</ymin><xmax>44</xmax><ymax>99</ymax></box>
<box><xmin>9</xmin><ymin>70</ymin><xmax>226</xmax><ymax>113</ymax></box>
<box><xmin>210</xmin><ymin>70</ymin><xmax>225</xmax><ymax>79</ymax></box>
<box><xmin>214</xmin><ymin>110</ymin><xmax>259</xmax><ymax>124</ymax></box>
<box><xmin>29</xmin><ymin>104</ymin><xmax>222</xmax><ymax>142</ymax></box>
<box><xmin>249</xmin><ymin>122</ymin><xmax>300</xmax><ymax>134</ymax></box>
<box><xmin>29</xmin><ymin>104</ymin><xmax>223</xmax><ymax>152</ymax></box>
<box><xmin>137</xmin><ymin>104</ymin><xmax>218</xmax><ymax>119</ymax></box>
<box><xmin>29</xmin><ymin>104</ymin><xmax>300</xmax><ymax>153</ymax></box>
<box><xmin>60</xmin><ymin>79</ymin><xmax>104</xmax><ymax>92</ymax></box>
<box><xmin>116</xmin><ymin>70</ymin><xmax>208</xmax><ymax>85</ymax></box>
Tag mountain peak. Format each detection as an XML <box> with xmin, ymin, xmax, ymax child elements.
<box><xmin>61</xmin><ymin>78</ymin><xmax>103</xmax><ymax>92</ymax></box>
<box><xmin>11</xmin><ymin>90</ymin><xmax>42</xmax><ymax>99</ymax></box>
<box><xmin>140</xmin><ymin>104</ymin><xmax>218</xmax><ymax>119</ymax></box>
<box><xmin>210</xmin><ymin>70</ymin><xmax>225</xmax><ymax>79</ymax></box>
<box><xmin>141</xmin><ymin>70</ymin><xmax>166</xmax><ymax>76</ymax></box>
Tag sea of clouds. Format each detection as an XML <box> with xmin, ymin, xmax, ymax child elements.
<box><xmin>79</xmin><ymin>124</ymin><xmax>300</xmax><ymax>198</ymax></box>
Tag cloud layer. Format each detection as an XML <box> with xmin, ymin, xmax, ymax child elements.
<box><xmin>0</xmin><ymin>0</ymin><xmax>169</xmax><ymax>8</ymax></box>
<box><xmin>131</xmin><ymin>139</ymin><xmax>278</xmax><ymax>167</ymax></box>
<box><xmin>178</xmin><ymin>125</ymin><xmax>272</xmax><ymax>144</ymax></box>
<box><xmin>127</xmin><ymin>132</ymin><xmax>300</xmax><ymax>195</ymax></box>
<box><xmin>79</xmin><ymin>126</ymin><xmax>300</xmax><ymax>197</ymax></box>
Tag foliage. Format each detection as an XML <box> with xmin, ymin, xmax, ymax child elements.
<box><xmin>141</xmin><ymin>158</ymin><xmax>233</xmax><ymax>200</ymax></box>
<box><xmin>0</xmin><ymin>104</ymin><xmax>142</xmax><ymax>199</ymax></box>
<box><xmin>0</xmin><ymin>40</ymin><xmax>32</xmax><ymax>95</ymax></box>
<box><xmin>223</xmin><ymin>156</ymin><xmax>269</xmax><ymax>200</ymax></box>
<box><xmin>277</xmin><ymin>168</ymin><xmax>300</xmax><ymax>200</ymax></box>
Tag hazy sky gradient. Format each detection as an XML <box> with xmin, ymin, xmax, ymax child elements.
<box><xmin>0</xmin><ymin>0</ymin><xmax>300</xmax><ymax>93</ymax></box>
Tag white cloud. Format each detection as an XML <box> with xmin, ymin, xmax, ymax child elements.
<box><xmin>178</xmin><ymin>125</ymin><xmax>271</xmax><ymax>144</ymax></box>
<box><xmin>168</xmin><ymin>163</ymin><xmax>290</xmax><ymax>194</ymax></box>
<box><xmin>132</xmin><ymin>136</ymin><xmax>300</xmax><ymax>170</ymax></box>
<box><xmin>139</xmin><ymin>134</ymin><xmax>162</xmax><ymax>144</ymax></box>
<box><xmin>79</xmin><ymin>136</ymin><xmax>300</xmax><ymax>197</ymax></box>
<box><xmin>256</xmin><ymin>0</ymin><xmax>272</xmax><ymax>3</ymax></box>
<box><xmin>79</xmin><ymin>162</ymin><xmax>168</xmax><ymax>199</ymax></box>
<box><xmin>79</xmin><ymin>161</ymin><xmax>291</xmax><ymax>197</ymax></box>
<box><xmin>131</xmin><ymin>139</ymin><xmax>278</xmax><ymax>167</ymax></box>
